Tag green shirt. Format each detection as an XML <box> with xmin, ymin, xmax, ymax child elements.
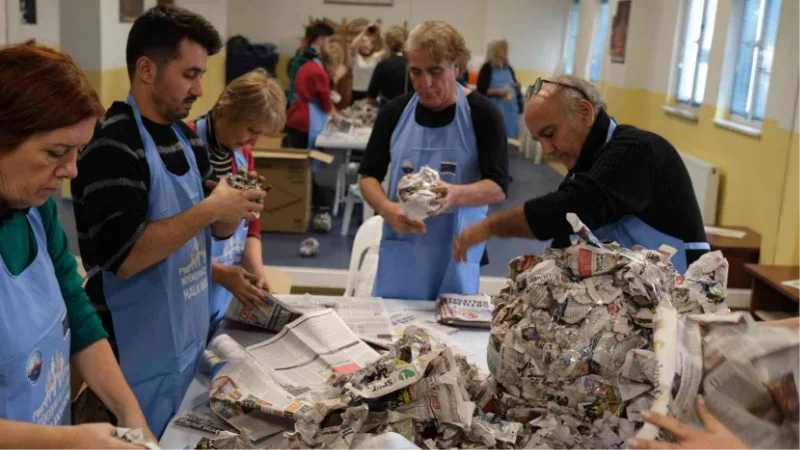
<box><xmin>0</xmin><ymin>197</ymin><xmax>108</xmax><ymax>354</ymax></box>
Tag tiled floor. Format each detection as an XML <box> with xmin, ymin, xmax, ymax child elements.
<box><xmin>56</xmin><ymin>150</ymin><xmax>563</xmax><ymax>278</ymax></box>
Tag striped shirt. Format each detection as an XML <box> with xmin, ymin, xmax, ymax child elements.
<box><xmin>71</xmin><ymin>101</ymin><xmax>213</xmax><ymax>345</ymax></box>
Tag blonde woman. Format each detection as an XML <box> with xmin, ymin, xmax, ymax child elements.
<box><xmin>366</xmin><ymin>25</ymin><xmax>413</xmax><ymax>107</ymax></box>
<box><xmin>358</xmin><ymin>21</ymin><xmax>509</xmax><ymax>301</ymax></box>
<box><xmin>477</xmin><ymin>39</ymin><xmax>522</xmax><ymax>138</ymax></box>
<box><xmin>349</xmin><ymin>21</ymin><xmax>388</xmax><ymax>104</ymax></box>
<box><xmin>188</xmin><ymin>68</ymin><xmax>286</xmax><ymax>336</ymax></box>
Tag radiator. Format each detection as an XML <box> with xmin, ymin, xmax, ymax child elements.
<box><xmin>678</xmin><ymin>151</ymin><xmax>720</xmax><ymax>225</ymax></box>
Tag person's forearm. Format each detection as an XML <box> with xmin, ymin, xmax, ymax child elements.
<box><xmin>211</xmin><ymin>219</ymin><xmax>240</xmax><ymax>239</ymax></box>
<box><xmin>486</xmin><ymin>88</ymin><xmax>507</xmax><ymax>96</ymax></box>
<box><xmin>116</xmin><ymin>199</ymin><xmax>217</xmax><ymax>279</ymax></box>
<box><xmin>486</xmin><ymin>205</ymin><xmax>536</xmax><ymax>239</ymax></box>
<box><xmin>240</xmin><ymin>237</ymin><xmax>263</xmax><ymax>275</ymax></box>
<box><xmin>0</xmin><ymin>419</ymin><xmax>73</xmax><ymax>448</ymax></box>
<box><xmin>760</xmin><ymin>317</ymin><xmax>800</xmax><ymax>331</ymax></box>
<box><xmin>70</xmin><ymin>340</ymin><xmax>146</xmax><ymax>428</ymax></box>
<box><xmin>454</xmin><ymin>179</ymin><xmax>506</xmax><ymax>207</ymax></box>
<box><xmin>360</xmin><ymin>176</ymin><xmax>392</xmax><ymax>214</ymax></box>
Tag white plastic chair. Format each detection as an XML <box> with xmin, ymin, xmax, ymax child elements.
<box><xmin>344</xmin><ymin>215</ymin><xmax>384</xmax><ymax>297</ymax></box>
<box><xmin>340</xmin><ymin>183</ymin><xmax>374</xmax><ymax>236</ymax></box>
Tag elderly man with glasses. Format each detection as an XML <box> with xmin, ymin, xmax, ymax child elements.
<box><xmin>453</xmin><ymin>76</ymin><xmax>709</xmax><ymax>274</ymax></box>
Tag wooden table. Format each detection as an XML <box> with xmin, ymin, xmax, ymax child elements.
<box><xmin>743</xmin><ymin>264</ymin><xmax>799</xmax><ymax>320</ymax></box>
<box><xmin>707</xmin><ymin>226</ymin><xmax>761</xmax><ymax>289</ymax></box>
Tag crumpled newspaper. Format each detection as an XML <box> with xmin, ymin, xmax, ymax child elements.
<box><xmin>398</xmin><ymin>166</ymin><xmax>442</xmax><ymax>221</ymax></box>
<box><xmin>280</xmin><ymin>328</ymin><xmax>509</xmax><ymax>449</ymax></box>
<box><xmin>195</xmin><ymin>431</ymin><xmax>253</xmax><ymax>449</ymax></box>
<box><xmin>114</xmin><ymin>427</ymin><xmax>160</xmax><ymax>449</ymax></box>
<box><xmin>277</xmin><ymin>213</ymin><xmax>796</xmax><ymax>450</ymax></box>
<box><xmin>339</xmin><ymin>99</ymin><xmax>378</xmax><ymax>127</ymax></box>
<box><xmin>227</xmin><ymin>172</ymin><xmax>266</xmax><ymax>219</ymax></box>
<box><xmin>486</xmin><ymin>213</ymin><xmax>733</xmax><ymax>448</ymax></box>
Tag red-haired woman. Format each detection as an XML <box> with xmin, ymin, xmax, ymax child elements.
<box><xmin>0</xmin><ymin>44</ymin><xmax>153</xmax><ymax>447</ymax></box>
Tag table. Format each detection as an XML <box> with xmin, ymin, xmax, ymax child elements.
<box><xmin>707</xmin><ymin>226</ymin><xmax>761</xmax><ymax>289</ymax></box>
<box><xmin>315</xmin><ymin>129</ymin><xmax>371</xmax><ymax>217</ymax></box>
<box><xmin>743</xmin><ymin>264</ymin><xmax>799</xmax><ymax>320</ymax></box>
<box><xmin>159</xmin><ymin>299</ymin><xmax>490</xmax><ymax>449</ymax></box>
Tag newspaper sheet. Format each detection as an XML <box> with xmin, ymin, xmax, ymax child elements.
<box><xmin>226</xmin><ymin>294</ymin><xmax>395</xmax><ymax>347</ymax></box>
<box><xmin>277</xmin><ymin>295</ymin><xmax>396</xmax><ymax>347</ymax></box>
<box><xmin>247</xmin><ymin>309</ymin><xmax>382</xmax><ymax>388</ymax></box>
<box><xmin>436</xmin><ymin>294</ymin><xmax>493</xmax><ymax>328</ymax></box>
<box><xmin>224</xmin><ymin>293</ymin><xmax>301</xmax><ymax>333</ymax></box>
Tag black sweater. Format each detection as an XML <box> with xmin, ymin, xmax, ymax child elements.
<box><xmin>524</xmin><ymin>109</ymin><xmax>708</xmax><ymax>265</ymax></box>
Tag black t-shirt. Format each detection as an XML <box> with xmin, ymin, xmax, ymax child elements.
<box><xmin>358</xmin><ymin>89</ymin><xmax>509</xmax><ymax>195</ymax></box>
<box><xmin>366</xmin><ymin>54</ymin><xmax>413</xmax><ymax>103</ymax></box>
<box><xmin>524</xmin><ymin>109</ymin><xmax>708</xmax><ymax>265</ymax></box>
<box><xmin>72</xmin><ymin>101</ymin><xmax>213</xmax><ymax>345</ymax></box>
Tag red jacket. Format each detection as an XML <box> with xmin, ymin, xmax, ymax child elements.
<box><xmin>286</xmin><ymin>59</ymin><xmax>333</xmax><ymax>134</ymax></box>
<box><xmin>187</xmin><ymin>120</ymin><xmax>261</xmax><ymax>239</ymax></box>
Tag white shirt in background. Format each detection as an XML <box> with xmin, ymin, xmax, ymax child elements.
<box><xmin>352</xmin><ymin>53</ymin><xmax>381</xmax><ymax>92</ymax></box>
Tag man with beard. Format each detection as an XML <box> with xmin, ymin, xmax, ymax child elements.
<box><xmin>72</xmin><ymin>5</ymin><xmax>265</xmax><ymax>437</ymax></box>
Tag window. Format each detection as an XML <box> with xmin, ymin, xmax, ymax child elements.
<box><xmin>589</xmin><ymin>0</ymin><xmax>609</xmax><ymax>82</ymax></box>
<box><xmin>564</xmin><ymin>0</ymin><xmax>580</xmax><ymax>75</ymax></box>
<box><xmin>730</xmin><ymin>0</ymin><xmax>781</xmax><ymax>121</ymax></box>
<box><xmin>675</xmin><ymin>0</ymin><xmax>718</xmax><ymax>106</ymax></box>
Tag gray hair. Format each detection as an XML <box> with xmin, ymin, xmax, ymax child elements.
<box><xmin>485</xmin><ymin>39</ymin><xmax>506</xmax><ymax>67</ymax></box>
<box><xmin>550</xmin><ymin>75</ymin><xmax>607</xmax><ymax>118</ymax></box>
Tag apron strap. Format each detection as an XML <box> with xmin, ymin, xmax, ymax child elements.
<box><xmin>685</xmin><ymin>242</ymin><xmax>711</xmax><ymax>250</ymax></box>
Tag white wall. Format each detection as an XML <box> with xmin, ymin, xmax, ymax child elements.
<box><xmin>0</xmin><ymin>0</ymin><xmax>7</xmax><ymax>46</ymax></box>
<box><xmin>60</xmin><ymin>0</ymin><xmax>102</xmax><ymax>71</ymax></box>
<box><xmin>100</xmin><ymin>0</ymin><xmax>156</xmax><ymax>70</ymax></box>
<box><xmin>483</xmin><ymin>0</ymin><xmax>570</xmax><ymax>73</ymax></box>
<box><xmin>176</xmin><ymin>0</ymin><xmax>228</xmax><ymax>42</ymax></box>
<box><xmin>6</xmin><ymin>0</ymin><xmax>59</xmax><ymax>45</ymax></box>
<box><xmin>227</xmin><ymin>0</ymin><xmax>571</xmax><ymax>72</ymax></box>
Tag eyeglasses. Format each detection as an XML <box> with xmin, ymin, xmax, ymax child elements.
<box><xmin>526</xmin><ymin>77</ymin><xmax>590</xmax><ymax>102</ymax></box>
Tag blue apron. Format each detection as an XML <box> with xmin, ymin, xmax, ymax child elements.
<box><xmin>488</xmin><ymin>66</ymin><xmax>519</xmax><ymax>139</ymax></box>
<box><xmin>195</xmin><ymin>117</ymin><xmax>250</xmax><ymax>337</ymax></box>
<box><xmin>0</xmin><ymin>208</ymin><xmax>71</xmax><ymax>426</ymax></box>
<box><xmin>102</xmin><ymin>94</ymin><xmax>211</xmax><ymax>437</ymax></box>
<box><xmin>373</xmin><ymin>87</ymin><xmax>487</xmax><ymax>300</ymax></box>
<box><xmin>587</xmin><ymin>119</ymin><xmax>710</xmax><ymax>274</ymax></box>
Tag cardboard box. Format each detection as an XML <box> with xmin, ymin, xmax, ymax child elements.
<box><xmin>252</xmin><ymin>139</ymin><xmax>333</xmax><ymax>233</ymax></box>
<box><xmin>263</xmin><ymin>266</ymin><xmax>292</xmax><ymax>294</ymax></box>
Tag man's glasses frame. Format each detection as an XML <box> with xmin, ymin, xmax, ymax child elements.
<box><xmin>526</xmin><ymin>77</ymin><xmax>590</xmax><ymax>102</ymax></box>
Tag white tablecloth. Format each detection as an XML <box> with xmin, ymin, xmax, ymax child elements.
<box><xmin>159</xmin><ymin>299</ymin><xmax>489</xmax><ymax>449</ymax></box>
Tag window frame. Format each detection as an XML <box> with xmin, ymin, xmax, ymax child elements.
<box><xmin>588</xmin><ymin>0</ymin><xmax>609</xmax><ymax>83</ymax></box>
<box><xmin>674</xmin><ymin>0</ymin><xmax>715</xmax><ymax>110</ymax></box>
<box><xmin>563</xmin><ymin>0</ymin><xmax>581</xmax><ymax>76</ymax></box>
<box><xmin>729</xmin><ymin>0</ymin><xmax>779</xmax><ymax>125</ymax></box>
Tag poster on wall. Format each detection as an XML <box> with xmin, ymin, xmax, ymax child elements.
<box><xmin>610</xmin><ymin>0</ymin><xmax>631</xmax><ymax>64</ymax></box>
<box><xmin>324</xmin><ymin>0</ymin><xmax>393</xmax><ymax>5</ymax></box>
<box><xmin>120</xmin><ymin>0</ymin><xmax>145</xmax><ymax>23</ymax></box>
<box><xmin>19</xmin><ymin>0</ymin><xmax>36</xmax><ymax>25</ymax></box>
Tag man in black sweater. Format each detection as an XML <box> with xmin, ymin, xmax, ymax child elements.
<box><xmin>453</xmin><ymin>76</ymin><xmax>709</xmax><ymax>273</ymax></box>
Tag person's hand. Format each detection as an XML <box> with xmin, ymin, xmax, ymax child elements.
<box><xmin>452</xmin><ymin>220</ymin><xmax>492</xmax><ymax>263</ymax></box>
<box><xmin>116</xmin><ymin>410</ymin><xmax>156</xmax><ymax>444</ymax></box>
<box><xmin>64</xmin><ymin>423</ymin><xmax>144</xmax><ymax>449</ymax></box>
<box><xmin>217</xmin><ymin>265</ymin><xmax>267</xmax><ymax>308</ymax></box>
<box><xmin>328</xmin><ymin>109</ymin><xmax>340</xmax><ymax>123</ymax></box>
<box><xmin>379</xmin><ymin>201</ymin><xmax>426</xmax><ymax>234</ymax></box>
<box><xmin>204</xmin><ymin>176</ymin><xmax>266</xmax><ymax>223</ymax></box>
<box><xmin>628</xmin><ymin>397</ymin><xmax>748</xmax><ymax>450</ymax></box>
<box><xmin>429</xmin><ymin>181</ymin><xmax>461</xmax><ymax>216</ymax></box>
<box><xmin>254</xmin><ymin>267</ymin><xmax>272</xmax><ymax>294</ymax></box>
